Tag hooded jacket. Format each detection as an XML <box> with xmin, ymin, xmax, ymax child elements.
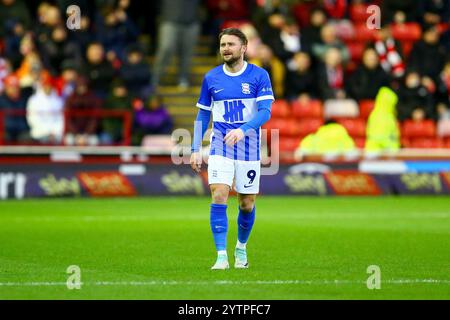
<box><xmin>365</xmin><ymin>86</ymin><xmax>400</xmax><ymax>152</ymax></box>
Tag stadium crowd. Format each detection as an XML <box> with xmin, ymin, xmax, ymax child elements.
<box><xmin>0</xmin><ymin>0</ymin><xmax>449</xmax><ymax>150</ymax></box>
<box><xmin>0</xmin><ymin>0</ymin><xmax>171</xmax><ymax>146</ymax></box>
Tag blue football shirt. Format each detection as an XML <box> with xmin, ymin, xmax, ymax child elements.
<box><xmin>196</xmin><ymin>61</ymin><xmax>274</xmax><ymax>161</ymax></box>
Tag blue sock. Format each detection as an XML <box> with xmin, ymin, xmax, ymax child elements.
<box><xmin>237</xmin><ymin>205</ymin><xmax>255</xmax><ymax>244</ymax></box>
<box><xmin>210</xmin><ymin>204</ymin><xmax>228</xmax><ymax>251</ymax></box>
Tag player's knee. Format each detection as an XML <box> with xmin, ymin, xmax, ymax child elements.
<box><xmin>239</xmin><ymin>198</ymin><xmax>255</xmax><ymax>213</ymax></box>
<box><xmin>211</xmin><ymin>186</ymin><xmax>229</xmax><ymax>204</ymax></box>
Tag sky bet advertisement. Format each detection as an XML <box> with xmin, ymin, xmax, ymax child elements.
<box><xmin>1</xmin><ymin>161</ymin><xmax>450</xmax><ymax>199</ymax></box>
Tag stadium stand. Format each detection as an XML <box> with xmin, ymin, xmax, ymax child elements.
<box><xmin>0</xmin><ymin>0</ymin><xmax>449</xmax><ymax>156</ymax></box>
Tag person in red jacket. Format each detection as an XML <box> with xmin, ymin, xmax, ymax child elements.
<box><xmin>64</xmin><ymin>76</ymin><xmax>102</xmax><ymax>146</ymax></box>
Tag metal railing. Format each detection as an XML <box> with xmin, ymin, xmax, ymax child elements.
<box><xmin>0</xmin><ymin>109</ymin><xmax>132</xmax><ymax>146</ymax></box>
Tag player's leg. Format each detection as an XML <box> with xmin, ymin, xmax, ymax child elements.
<box><xmin>151</xmin><ymin>21</ymin><xmax>178</xmax><ymax>89</ymax></box>
<box><xmin>178</xmin><ymin>22</ymin><xmax>199</xmax><ymax>89</ymax></box>
<box><xmin>234</xmin><ymin>193</ymin><xmax>256</xmax><ymax>268</ymax></box>
<box><xmin>208</xmin><ymin>155</ymin><xmax>234</xmax><ymax>270</ymax></box>
<box><xmin>233</xmin><ymin>160</ymin><xmax>261</xmax><ymax>268</ymax></box>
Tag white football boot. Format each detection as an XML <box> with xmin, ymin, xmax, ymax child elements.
<box><xmin>211</xmin><ymin>254</ymin><xmax>229</xmax><ymax>270</ymax></box>
<box><xmin>234</xmin><ymin>247</ymin><xmax>249</xmax><ymax>269</ymax></box>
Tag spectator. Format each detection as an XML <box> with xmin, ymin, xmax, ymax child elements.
<box><xmin>408</xmin><ymin>25</ymin><xmax>446</xmax><ymax>81</ymax></box>
<box><xmin>119</xmin><ymin>44</ymin><xmax>151</xmax><ymax>98</ymax></box>
<box><xmin>323</xmin><ymin>0</ymin><xmax>354</xmax><ymax>39</ymax></box>
<box><xmin>0</xmin><ymin>0</ymin><xmax>31</xmax><ymax>39</ymax></box>
<box><xmin>381</xmin><ymin>0</ymin><xmax>418</xmax><ymax>25</ymax></box>
<box><xmin>311</xmin><ymin>23</ymin><xmax>350</xmax><ymax>64</ymax></box>
<box><xmin>0</xmin><ymin>74</ymin><xmax>30</xmax><ymax>143</ymax></box>
<box><xmin>418</xmin><ymin>0</ymin><xmax>450</xmax><ymax>27</ymax></box>
<box><xmin>151</xmin><ymin>0</ymin><xmax>201</xmax><ymax>91</ymax></box>
<box><xmin>206</xmin><ymin>0</ymin><xmax>251</xmax><ymax>24</ymax></box>
<box><xmin>259</xmin><ymin>12</ymin><xmax>286</xmax><ymax>54</ymax></box>
<box><xmin>373</xmin><ymin>24</ymin><xmax>405</xmax><ymax>79</ymax></box>
<box><xmin>436</xmin><ymin>60</ymin><xmax>450</xmax><ymax>119</ymax></box>
<box><xmin>101</xmin><ymin>78</ymin><xmax>132</xmax><ymax>144</ymax></box>
<box><xmin>323</xmin><ymin>0</ymin><xmax>348</xmax><ymax>21</ymax></box>
<box><xmin>15</xmin><ymin>33</ymin><xmax>43</xmax><ymax>92</ymax></box>
<box><xmin>365</xmin><ymin>87</ymin><xmax>400</xmax><ymax>153</ymax></box>
<box><xmin>94</xmin><ymin>4</ymin><xmax>139</xmax><ymax>62</ymax></box>
<box><xmin>0</xmin><ymin>57</ymin><xmax>13</xmax><ymax>94</ymax></box>
<box><xmin>239</xmin><ymin>23</ymin><xmax>262</xmax><ymax>60</ymax></box>
<box><xmin>285</xmin><ymin>51</ymin><xmax>318</xmax><ymax>101</ymax></box>
<box><xmin>249</xmin><ymin>44</ymin><xmax>285</xmax><ymax>98</ymax></box>
<box><xmin>3</xmin><ymin>18</ymin><xmax>27</xmax><ymax>69</ymax></box>
<box><xmin>302</xmin><ymin>7</ymin><xmax>328</xmax><ymax>51</ymax></box>
<box><xmin>70</xmin><ymin>15</ymin><xmax>94</xmax><ymax>55</ymax></box>
<box><xmin>26</xmin><ymin>72</ymin><xmax>64</xmax><ymax>143</ymax></box>
<box><xmin>39</xmin><ymin>24</ymin><xmax>82</xmax><ymax>75</ymax></box>
<box><xmin>252</xmin><ymin>0</ymin><xmax>291</xmax><ymax>32</ymax></box>
<box><xmin>35</xmin><ymin>5</ymin><xmax>62</xmax><ymax>53</ymax></box>
<box><xmin>317</xmin><ymin>47</ymin><xmax>347</xmax><ymax>100</ymax></box>
<box><xmin>132</xmin><ymin>95</ymin><xmax>173</xmax><ymax>145</ymax></box>
<box><xmin>264</xmin><ymin>17</ymin><xmax>306</xmax><ymax>63</ymax></box>
<box><xmin>294</xmin><ymin>119</ymin><xmax>356</xmax><ymax>160</ymax></box>
<box><xmin>205</xmin><ymin>0</ymin><xmax>252</xmax><ymax>53</ymax></box>
<box><xmin>348</xmin><ymin>47</ymin><xmax>391</xmax><ymax>101</ymax></box>
<box><xmin>396</xmin><ymin>70</ymin><xmax>435</xmax><ymax>121</ymax></box>
<box><xmin>82</xmin><ymin>42</ymin><xmax>115</xmax><ymax>99</ymax></box>
<box><xmin>54</xmin><ymin>59</ymin><xmax>78</xmax><ymax>100</ymax></box>
<box><xmin>64</xmin><ymin>76</ymin><xmax>102</xmax><ymax>146</ymax></box>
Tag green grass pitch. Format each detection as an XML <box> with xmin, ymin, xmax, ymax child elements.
<box><xmin>0</xmin><ymin>196</ymin><xmax>449</xmax><ymax>300</ymax></box>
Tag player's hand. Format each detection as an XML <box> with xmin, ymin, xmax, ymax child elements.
<box><xmin>190</xmin><ymin>152</ymin><xmax>202</xmax><ymax>173</ymax></box>
<box><xmin>224</xmin><ymin>129</ymin><xmax>244</xmax><ymax>146</ymax></box>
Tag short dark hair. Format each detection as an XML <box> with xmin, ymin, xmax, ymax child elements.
<box><xmin>219</xmin><ymin>28</ymin><xmax>248</xmax><ymax>46</ymax></box>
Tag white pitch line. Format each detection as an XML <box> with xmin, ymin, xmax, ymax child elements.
<box><xmin>4</xmin><ymin>212</ymin><xmax>450</xmax><ymax>223</ymax></box>
<box><xmin>0</xmin><ymin>279</ymin><xmax>449</xmax><ymax>287</ymax></box>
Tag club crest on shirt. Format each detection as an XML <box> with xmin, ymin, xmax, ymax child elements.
<box><xmin>241</xmin><ymin>83</ymin><xmax>251</xmax><ymax>94</ymax></box>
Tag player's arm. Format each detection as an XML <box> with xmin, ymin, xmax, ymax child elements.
<box><xmin>190</xmin><ymin>77</ymin><xmax>212</xmax><ymax>172</ymax></box>
<box><xmin>224</xmin><ymin>100</ymin><xmax>272</xmax><ymax>145</ymax></box>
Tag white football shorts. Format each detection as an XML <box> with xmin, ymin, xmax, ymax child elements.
<box><xmin>207</xmin><ymin>155</ymin><xmax>261</xmax><ymax>194</ymax></box>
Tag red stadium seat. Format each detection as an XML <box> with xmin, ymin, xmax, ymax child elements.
<box><xmin>297</xmin><ymin>118</ymin><xmax>324</xmax><ymax>136</ymax></box>
<box><xmin>220</xmin><ymin>20</ymin><xmax>251</xmax><ymax>30</ymax></box>
<box><xmin>409</xmin><ymin>137</ymin><xmax>443</xmax><ymax>149</ymax></box>
<box><xmin>270</xmin><ymin>99</ymin><xmax>291</xmax><ymax>118</ymax></box>
<box><xmin>278</xmin><ymin>136</ymin><xmax>302</xmax><ymax>152</ymax></box>
<box><xmin>359</xmin><ymin>100</ymin><xmax>375</xmax><ymax>119</ymax></box>
<box><xmin>352</xmin><ymin>23</ymin><xmax>377</xmax><ymax>42</ymax></box>
<box><xmin>401</xmin><ymin>137</ymin><xmax>411</xmax><ymax>148</ymax></box>
<box><xmin>391</xmin><ymin>23</ymin><xmax>422</xmax><ymax>42</ymax></box>
<box><xmin>265</xmin><ymin>118</ymin><xmax>303</xmax><ymax>137</ymax></box>
<box><xmin>291</xmin><ymin>99</ymin><xmax>323</xmax><ymax>119</ymax></box>
<box><xmin>400</xmin><ymin>40</ymin><xmax>414</xmax><ymax>59</ymax></box>
<box><xmin>346</xmin><ymin>41</ymin><xmax>366</xmax><ymax>62</ymax></box>
<box><xmin>401</xmin><ymin>120</ymin><xmax>436</xmax><ymax>138</ymax></box>
<box><xmin>292</xmin><ymin>2</ymin><xmax>316</xmax><ymax>27</ymax></box>
<box><xmin>349</xmin><ymin>4</ymin><xmax>373</xmax><ymax>23</ymax></box>
<box><xmin>336</xmin><ymin>118</ymin><xmax>366</xmax><ymax>137</ymax></box>
<box><xmin>264</xmin><ymin>118</ymin><xmax>321</xmax><ymax>137</ymax></box>
<box><xmin>263</xmin><ymin>118</ymin><xmax>285</xmax><ymax>134</ymax></box>
<box><xmin>353</xmin><ymin>137</ymin><xmax>366</xmax><ymax>149</ymax></box>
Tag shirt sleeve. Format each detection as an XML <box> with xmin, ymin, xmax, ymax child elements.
<box><xmin>256</xmin><ymin>69</ymin><xmax>275</xmax><ymax>102</ymax></box>
<box><xmin>196</xmin><ymin>76</ymin><xmax>212</xmax><ymax>111</ymax></box>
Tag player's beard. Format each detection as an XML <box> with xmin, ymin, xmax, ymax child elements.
<box><xmin>223</xmin><ymin>53</ymin><xmax>241</xmax><ymax>68</ymax></box>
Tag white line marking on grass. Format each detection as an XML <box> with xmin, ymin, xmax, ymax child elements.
<box><xmin>1</xmin><ymin>279</ymin><xmax>449</xmax><ymax>287</ymax></box>
<box><xmin>5</xmin><ymin>212</ymin><xmax>450</xmax><ymax>223</ymax></box>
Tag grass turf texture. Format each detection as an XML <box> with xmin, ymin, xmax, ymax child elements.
<box><xmin>0</xmin><ymin>196</ymin><xmax>449</xmax><ymax>300</ymax></box>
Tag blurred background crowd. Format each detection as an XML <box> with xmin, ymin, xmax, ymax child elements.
<box><xmin>0</xmin><ymin>0</ymin><xmax>449</xmax><ymax>151</ymax></box>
